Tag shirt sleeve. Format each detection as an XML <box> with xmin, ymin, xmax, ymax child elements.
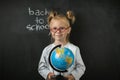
<box><xmin>38</xmin><ymin>48</ymin><xmax>51</xmax><ymax>79</ymax></box>
<box><xmin>71</xmin><ymin>47</ymin><xmax>86</xmax><ymax>80</ymax></box>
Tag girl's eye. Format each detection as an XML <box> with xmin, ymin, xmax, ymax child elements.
<box><xmin>60</xmin><ymin>27</ymin><xmax>65</xmax><ymax>30</ymax></box>
<box><xmin>53</xmin><ymin>27</ymin><xmax>57</xmax><ymax>30</ymax></box>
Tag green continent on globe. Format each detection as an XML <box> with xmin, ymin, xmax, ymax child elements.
<box><xmin>66</xmin><ymin>56</ymin><xmax>72</xmax><ymax>65</ymax></box>
<box><xmin>55</xmin><ymin>48</ymin><xmax>64</xmax><ymax>58</ymax></box>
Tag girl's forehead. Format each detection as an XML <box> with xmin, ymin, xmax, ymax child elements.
<box><xmin>50</xmin><ymin>18</ymin><xmax>69</xmax><ymax>27</ymax></box>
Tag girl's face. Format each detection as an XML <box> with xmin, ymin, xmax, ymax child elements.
<box><xmin>50</xmin><ymin>18</ymin><xmax>71</xmax><ymax>42</ymax></box>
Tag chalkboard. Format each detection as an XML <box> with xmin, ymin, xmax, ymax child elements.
<box><xmin>0</xmin><ymin>0</ymin><xmax>120</xmax><ymax>80</ymax></box>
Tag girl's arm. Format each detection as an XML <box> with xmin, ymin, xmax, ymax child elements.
<box><xmin>71</xmin><ymin>47</ymin><xmax>86</xmax><ymax>80</ymax></box>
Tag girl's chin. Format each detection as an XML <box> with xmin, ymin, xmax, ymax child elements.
<box><xmin>55</xmin><ymin>38</ymin><xmax>63</xmax><ymax>41</ymax></box>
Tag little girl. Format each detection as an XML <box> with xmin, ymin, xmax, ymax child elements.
<box><xmin>38</xmin><ymin>10</ymin><xmax>86</xmax><ymax>80</ymax></box>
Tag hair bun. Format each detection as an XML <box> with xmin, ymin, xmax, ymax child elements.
<box><xmin>47</xmin><ymin>11</ymin><xmax>57</xmax><ymax>24</ymax></box>
<box><xmin>66</xmin><ymin>11</ymin><xmax>75</xmax><ymax>24</ymax></box>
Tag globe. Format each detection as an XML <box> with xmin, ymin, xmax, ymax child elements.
<box><xmin>49</xmin><ymin>47</ymin><xmax>74</xmax><ymax>72</ymax></box>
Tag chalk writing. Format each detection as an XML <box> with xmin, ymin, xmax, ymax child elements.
<box><xmin>26</xmin><ymin>7</ymin><xmax>49</xmax><ymax>31</ymax></box>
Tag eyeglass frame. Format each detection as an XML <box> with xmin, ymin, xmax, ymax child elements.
<box><xmin>50</xmin><ymin>27</ymin><xmax>70</xmax><ymax>33</ymax></box>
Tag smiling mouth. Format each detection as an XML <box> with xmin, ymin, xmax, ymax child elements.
<box><xmin>55</xmin><ymin>35</ymin><xmax>61</xmax><ymax>37</ymax></box>
<box><xmin>55</xmin><ymin>33</ymin><xmax>62</xmax><ymax>35</ymax></box>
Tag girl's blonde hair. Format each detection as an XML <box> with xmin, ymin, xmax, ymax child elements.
<box><xmin>48</xmin><ymin>10</ymin><xmax>75</xmax><ymax>26</ymax></box>
<box><xmin>47</xmin><ymin>10</ymin><xmax>76</xmax><ymax>43</ymax></box>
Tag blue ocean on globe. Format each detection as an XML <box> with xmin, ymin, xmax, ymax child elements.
<box><xmin>50</xmin><ymin>47</ymin><xmax>74</xmax><ymax>71</ymax></box>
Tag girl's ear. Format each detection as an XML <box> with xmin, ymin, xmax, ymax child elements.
<box><xmin>68</xmin><ymin>27</ymin><xmax>71</xmax><ymax>34</ymax></box>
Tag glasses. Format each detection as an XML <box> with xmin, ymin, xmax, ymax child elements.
<box><xmin>50</xmin><ymin>27</ymin><xmax>69</xmax><ymax>32</ymax></box>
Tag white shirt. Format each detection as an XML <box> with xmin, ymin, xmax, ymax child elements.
<box><xmin>38</xmin><ymin>42</ymin><xmax>86</xmax><ymax>80</ymax></box>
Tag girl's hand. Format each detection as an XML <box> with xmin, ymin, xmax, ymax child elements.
<box><xmin>64</xmin><ymin>74</ymin><xmax>75</xmax><ymax>80</ymax></box>
<box><xmin>47</xmin><ymin>72</ymin><xmax>55</xmax><ymax>80</ymax></box>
